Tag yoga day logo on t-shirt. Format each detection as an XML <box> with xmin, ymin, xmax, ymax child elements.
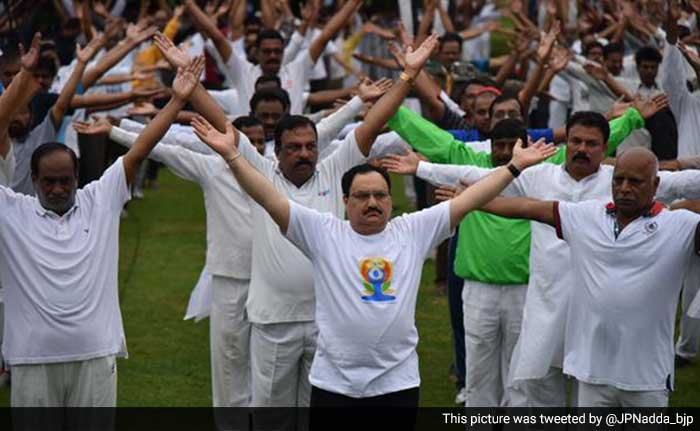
<box><xmin>359</xmin><ymin>257</ymin><xmax>395</xmax><ymax>302</ymax></box>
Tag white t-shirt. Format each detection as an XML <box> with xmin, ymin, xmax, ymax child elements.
<box><xmin>241</xmin><ymin>130</ymin><xmax>366</xmax><ymax>324</ymax></box>
<box><xmin>0</xmin><ymin>158</ymin><xmax>131</xmax><ymax>365</ymax></box>
<box><xmin>109</xmin><ymin>126</ymin><xmax>253</xmax><ymax>279</ymax></box>
<box><xmin>286</xmin><ymin>200</ymin><xmax>452</xmax><ymax>397</ymax></box>
<box><xmin>0</xmin><ymin>146</ymin><xmax>14</xmax><ymax>187</ymax></box>
<box><xmin>556</xmin><ymin>200</ymin><xmax>700</xmax><ymax>390</ymax></box>
<box><xmin>11</xmin><ymin>114</ymin><xmax>59</xmax><ymax>196</ymax></box>
<box><xmin>223</xmin><ymin>49</ymin><xmax>316</xmax><ymax>114</ymax></box>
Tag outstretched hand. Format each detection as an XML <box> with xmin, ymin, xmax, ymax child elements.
<box><xmin>76</xmin><ymin>34</ymin><xmax>104</xmax><ymax>64</ymax></box>
<box><xmin>357</xmin><ymin>78</ymin><xmax>393</xmax><ymax>103</ymax></box>
<box><xmin>20</xmin><ymin>32</ymin><xmax>42</xmax><ymax>71</ymax></box>
<box><xmin>633</xmin><ymin>93</ymin><xmax>670</xmax><ymax>119</ymax></box>
<box><xmin>510</xmin><ymin>138</ymin><xmax>558</xmax><ymax>170</ymax></box>
<box><xmin>380</xmin><ymin>151</ymin><xmax>421</xmax><ymax>175</ymax></box>
<box><xmin>172</xmin><ymin>56</ymin><xmax>205</xmax><ymax>101</ymax></box>
<box><xmin>404</xmin><ymin>33</ymin><xmax>439</xmax><ymax>78</ymax></box>
<box><xmin>191</xmin><ymin>116</ymin><xmax>240</xmax><ymax>160</ymax></box>
<box><xmin>154</xmin><ymin>32</ymin><xmax>191</xmax><ymax>68</ymax></box>
<box><xmin>73</xmin><ymin>116</ymin><xmax>114</xmax><ymax>135</ymax></box>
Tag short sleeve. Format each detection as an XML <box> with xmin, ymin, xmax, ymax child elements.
<box><xmin>319</xmin><ymin>129</ymin><xmax>366</xmax><ymax>178</ymax></box>
<box><xmin>405</xmin><ymin>200</ymin><xmax>453</xmax><ymax>257</ymax></box>
<box><xmin>80</xmin><ymin>157</ymin><xmax>131</xmax><ymax>214</ymax></box>
<box><xmin>285</xmin><ymin>201</ymin><xmax>334</xmax><ymax>259</ymax></box>
<box><xmin>554</xmin><ymin>200</ymin><xmax>592</xmax><ymax>241</ymax></box>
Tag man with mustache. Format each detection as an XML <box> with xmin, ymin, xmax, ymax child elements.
<box><xmin>476</xmin><ymin>147</ymin><xmax>700</xmax><ymax>407</ymax></box>
<box><xmin>397</xmin><ymin>111</ymin><xmax>700</xmax><ymax>406</ymax></box>
<box><xmin>186</xmin><ymin>0</ymin><xmax>362</xmax><ymax>114</ymax></box>
<box><xmin>192</xmin><ymin>107</ymin><xmax>556</xmax><ymax>431</ymax></box>
<box><xmin>189</xmin><ymin>35</ymin><xmax>440</xmax><ymax>416</ymax></box>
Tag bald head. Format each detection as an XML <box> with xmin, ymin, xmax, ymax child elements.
<box><xmin>612</xmin><ymin>147</ymin><xmax>660</xmax><ymax>219</ymax></box>
<box><xmin>616</xmin><ymin>147</ymin><xmax>658</xmax><ymax>180</ymax></box>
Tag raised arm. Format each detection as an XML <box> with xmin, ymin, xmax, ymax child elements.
<box><xmin>449</xmin><ymin>140</ymin><xmax>558</xmax><ymax>228</ymax></box>
<box><xmin>154</xmin><ymin>32</ymin><xmax>229</xmax><ymax>132</ymax></box>
<box><xmin>123</xmin><ymin>56</ymin><xmax>205</xmax><ymax>184</ymax></box>
<box><xmin>308</xmin><ymin>0</ymin><xmax>362</xmax><ymax>64</ymax></box>
<box><xmin>354</xmin><ymin>34</ymin><xmax>440</xmax><ymax>156</ymax></box>
<box><xmin>185</xmin><ymin>0</ymin><xmax>233</xmax><ymax>62</ymax></box>
<box><xmin>81</xmin><ymin>23</ymin><xmax>157</xmax><ymax>89</ymax></box>
<box><xmin>0</xmin><ymin>33</ymin><xmax>43</xmax><ymax>158</ymax></box>
<box><xmin>192</xmin><ymin>117</ymin><xmax>291</xmax><ymax>232</ymax></box>
<box><xmin>51</xmin><ymin>35</ymin><xmax>104</xmax><ymax>128</ymax></box>
<box><xmin>480</xmin><ymin>196</ymin><xmax>557</xmax><ymax>225</ymax></box>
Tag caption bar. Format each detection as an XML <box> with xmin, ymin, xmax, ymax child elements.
<box><xmin>443</xmin><ymin>412</ymin><xmax>695</xmax><ymax>427</ymax></box>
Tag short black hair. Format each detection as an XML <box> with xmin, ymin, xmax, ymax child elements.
<box><xmin>233</xmin><ymin>115</ymin><xmax>263</xmax><ymax>130</ymax></box>
<box><xmin>635</xmin><ymin>46</ymin><xmax>662</xmax><ymax>65</ymax></box>
<box><xmin>31</xmin><ymin>142</ymin><xmax>79</xmax><ymax>177</ymax></box>
<box><xmin>566</xmin><ymin>111</ymin><xmax>610</xmax><ymax>143</ymax></box>
<box><xmin>489</xmin><ymin>92</ymin><xmax>523</xmax><ymax>119</ymax></box>
<box><xmin>603</xmin><ymin>42</ymin><xmax>624</xmax><ymax>59</ymax></box>
<box><xmin>583</xmin><ymin>41</ymin><xmax>604</xmax><ymax>56</ymax></box>
<box><xmin>256</xmin><ymin>29</ymin><xmax>284</xmax><ymax>47</ymax></box>
<box><xmin>439</xmin><ymin>32</ymin><xmax>463</xmax><ymax>50</ymax></box>
<box><xmin>245</xmin><ymin>15</ymin><xmax>262</xmax><ymax>28</ymax></box>
<box><xmin>249</xmin><ymin>87</ymin><xmax>290</xmax><ymax>113</ymax></box>
<box><xmin>490</xmin><ymin>119</ymin><xmax>528</xmax><ymax>146</ymax></box>
<box><xmin>341</xmin><ymin>164</ymin><xmax>392</xmax><ymax>197</ymax></box>
<box><xmin>36</xmin><ymin>55</ymin><xmax>57</xmax><ymax>77</ymax></box>
<box><xmin>255</xmin><ymin>74</ymin><xmax>281</xmax><ymax>90</ymax></box>
<box><xmin>274</xmin><ymin>115</ymin><xmax>317</xmax><ymax>153</ymax></box>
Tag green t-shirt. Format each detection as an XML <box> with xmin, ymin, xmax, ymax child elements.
<box><xmin>388</xmin><ymin>106</ymin><xmax>644</xmax><ymax>284</ymax></box>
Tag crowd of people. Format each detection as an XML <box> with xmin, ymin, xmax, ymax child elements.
<box><xmin>2</xmin><ymin>0</ymin><xmax>700</xmax><ymax>428</ymax></box>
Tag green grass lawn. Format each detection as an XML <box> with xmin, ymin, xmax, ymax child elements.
<box><xmin>0</xmin><ymin>169</ymin><xmax>699</xmax><ymax>406</ymax></box>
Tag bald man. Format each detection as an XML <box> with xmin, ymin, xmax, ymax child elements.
<box><xmin>478</xmin><ymin>147</ymin><xmax>700</xmax><ymax>407</ymax></box>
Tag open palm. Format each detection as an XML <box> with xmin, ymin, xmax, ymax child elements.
<box><xmin>154</xmin><ymin>32</ymin><xmax>190</xmax><ymax>68</ymax></box>
<box><xmin>73</xmin><ymin>117</ymin><xmax>113</xmax><ymax>135</ymax></box>
<box><xmin>404</xmin><ymin>33</ymin><xmax>439</xmax><ymax>75</ymax></box>
<box><xmin>172</xmin><ymin>56</ymin><xmax>205</xmax><ymax>100</ymax></box>
<box><xmin>20</xmin><ymin>32</ymin><xmax>42</xmax><ymax>70</ymax></box>
<box><xmin>191</xmin><ymin>116</ymin><xmax>239</xmax><ymax>159</ymax></box>
<box><xmin>512</xmin><ymin>139</ymin><xmax>558</xmax><ymax>169</ymax></box>
<box><xmin>380</xmin><ymin>152</ymin><xmax>420</xmax><ymax>175</ymax></box>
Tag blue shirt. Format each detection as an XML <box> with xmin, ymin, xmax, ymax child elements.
<box><xmin>448</xmin><ymin>128</ymin><xmax>555</xmax><ymax>143</ymax></box>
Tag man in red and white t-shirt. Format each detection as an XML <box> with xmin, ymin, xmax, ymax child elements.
<box><xmin>480</xmin><ymin>147</ymin><xmax>700</xmax><ymax>407</ymax></box>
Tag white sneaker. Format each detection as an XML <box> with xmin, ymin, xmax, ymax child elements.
<box><xmin>454</xmin><ymin>387</ymin><xmax>466</xmax><ymax>405</ymax></box>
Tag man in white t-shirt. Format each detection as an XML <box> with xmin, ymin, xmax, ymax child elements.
<box><xmin>479</xmin><ymin>147</ymin><xmax>700</xmax><ymax>407</ymax></box>
<box><xmin>186</xmin><ymin>36</ymin><xmax>441</xmax><ymax>414</ymax></box>
<box><xmin>192</xmin><ymin>110</ymin><xmax>556</xmax><ymax>429</ymax></box>
<box><xmin>0</xmin><ymin>57</ymin><xmax>205</xmax><ymax>410</ymax></box>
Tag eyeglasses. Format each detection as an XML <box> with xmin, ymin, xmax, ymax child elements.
<box><xmin>493</xmin><ymin>109</ymin><xmax>522</xmax><ymax>120</ymax></box>
<box><xmin>350</xmin><ymin>191</ymin><xmax>391</xmax><ymax>201</ymax></box>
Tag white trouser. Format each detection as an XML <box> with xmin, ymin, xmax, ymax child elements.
<box><xmin>250</xmin><ymin>320</ymin><xmax>317</xmax><ymax>407</ymax></box>
<box><xmin>578</xmin><ymin>381</ymin><xmax>668</xmax><ymax>407</ymax></box>
<box><xmin>510</xmin><ymin>366</ymin><xmax>569</xmax><ymax>407</ymax></box>
<box><xmin>462</xmin><ymin>280</ymin><xmax>527</xmax><ymax>407</ymax></box>
<box><xmin>677</xmin><ymin>261</ymin><xmax>700</xmax><ymax>359</ymax></box>
<box><xmin>210</xmin><ymin>275</ymin><xmax>251</xmax><ymax>408</ymax></box>
<box><xmin>11</xmin><ymin>355</ymin><xmax>117</xmax><ymax>407</ymax></box>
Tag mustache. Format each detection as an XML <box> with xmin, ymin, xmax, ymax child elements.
<box><xmin>364</xmin><ymin>207</ymin><xmax>383</xmax><ymax>216</ymax></box>
<box><xmin>295</xmin><ymin>160</ymin><xmax>313</xmax><ymax>167</ymax></box>
<box><xmin>573</xmin><ymin>153</ymin><xmax>590</xmax><ymax>161</ymax></box>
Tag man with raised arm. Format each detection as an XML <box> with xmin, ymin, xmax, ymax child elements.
<box><xmin>477</xmin><ymin>147</ymin><xmax>700</xmax><ymax>407</ymax></box>
<box><xmin>192</xmin><ymin>116</ymin><xmax>555</xmax><ymax>429</ymax></box>
<box><xmin>187</xmin><ymin>34</ymin><xmax>439</xmax><ymax>411</ymax></box>
<box><xmin>385</xmin><ymin>111</ymin><xmax>700</xmax><ymax>407</ymax></box>
<box><xmin>0</xmin><ymin>57</ymin><xmax>205</xmax><ymax>409</ymax></box>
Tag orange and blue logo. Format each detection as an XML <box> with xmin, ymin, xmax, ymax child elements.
<box><xmin>360</xmin><ymin>257</ymin><xmax>395</xmax><ymax>302</ymax></box>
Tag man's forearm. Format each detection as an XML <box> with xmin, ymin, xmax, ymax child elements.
<box><xmin>124</xmin><ymin>96</ymin><xmax>185</xmax><ymax>183</ymax></box>
<box><xmin>71</xmin><ymin>91</ymin><xmax>133</xmax><ymax>109</ymax></box>
<box><xmin>53</xmin><ymin>61</ymin><xmax>88</xmax><ymax>128</ymax></box>
<box><xmin>355</xmin><ymin>78</ymin><xmax>413</xmax><ymax>154</ymax></box>
<box><xmin>82</xmin><ymin>39</ymin><xmax>138</xmax><ymax>89</ymax></box>
<box><xmin>0</xmin><ymin>68</ymin><xmax>42</xmax><ymax>132</ymax></box>
<box><xmin>450</xmin><ymin>167</ymin><xmax>516</xmax><ymax>227</ymax></box>
<box><xmin>187</xmin><ymin>0</ymin><xmax>232</xmax><ymax>61</ymax></box>
<box><xmin>228</xmin><ymin>154</ymin><xmax>290</xmax><ymax>232</ymax></box>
